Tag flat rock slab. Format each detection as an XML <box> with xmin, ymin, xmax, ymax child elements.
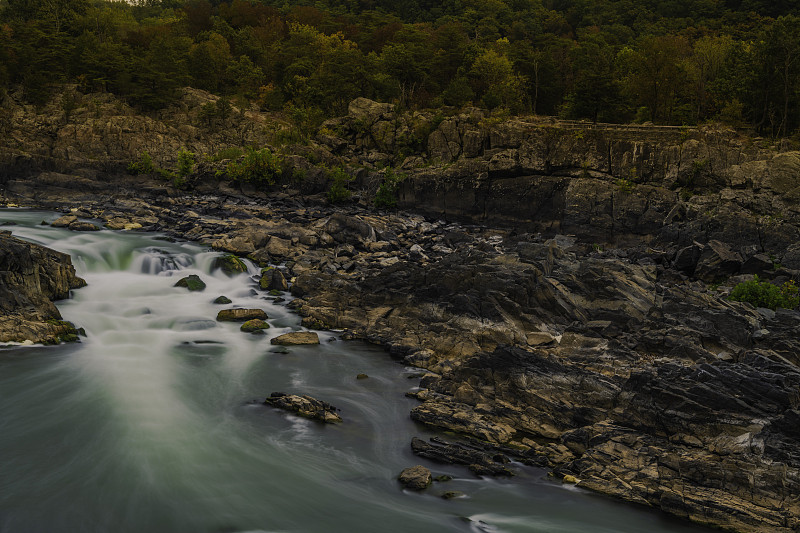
<box><xmin>216</xmin><ymin>308</ymin><xmax>268</xmax><ymax>321</ymax></box>
<box><xmin>264</xmin><ymin>392</ymin><xmax>341</xmax><ymax>423</ymax></box>
<box><xmin>270</xmin><ymin>331</ymin><xmax>320</xmax><ymax>345</ymax></box>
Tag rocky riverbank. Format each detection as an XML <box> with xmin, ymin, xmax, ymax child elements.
<box><xmin>0</xmin><ymin>230</ymin><xmax>85</xmax><ymax>344</ymax></box>
<box><xmin>3</xmin><ymin>89</ymin><xmax>800</xmax><ymax>532</ymax></box>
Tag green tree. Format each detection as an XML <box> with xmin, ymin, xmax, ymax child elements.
<box><xmin>619</xmin><ymin>35</ymin><xmax>691</xmax><ymax>123</ymax></box>
<box><xmin>189</xmin><ymin>32</ymin><xmax>232</xmax><ymax>93</ymax></box>
<box><xmin>469</xmin><ymin>44</ymin><xmax>527</xmax><ymax>111</ymax></box>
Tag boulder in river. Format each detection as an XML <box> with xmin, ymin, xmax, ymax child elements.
<box><xmin>213</xmin><ymin>295</ymin><xmax>232</xmax><ymax>304</ymax></box>
<box><xmin>240</xmin><ymin>319</ymin><xmax>270</xmax><ymax>333</ymax></box>
<box><xmin>264</xmin><ymin>392</ymin><xmax>342</xmax><ymax>423</ymax></box>
<box><xmin>212</xmin><ymin>254</ymin><xmax>248</xmax><ymax>276</ymax></box>
<box><xmin>397</xmin><ymin>465</ymin><xmax>432</xmax><ymax>491</ymax></box>
<box><xmin>174</xmin><ymin>274</ymin><xmax>206</xmax><ymax>291</ymax></box>
<box><xmin>216</xmin><ymin>308</ymin><xmax>268</xmax><ymax>322</ymax></box>
<box><xmin>259</xmin><ymin>267</ymin><xmax>288</xmax><ymax>291</ymax></box>
<box><xmin>270</xmin><ymin>331</ymin><xmax>320</xmax><ymax>345</ymax></box>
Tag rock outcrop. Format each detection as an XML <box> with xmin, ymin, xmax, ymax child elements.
<box><xmin>264</xmin><ymin>392</ymin><xmax>342</xmax><ymax>423</ymax></box>
<box><xmin>0</xmin><ymin>231</ymin><xmax>85</xmax><ymax>344</ymax></box>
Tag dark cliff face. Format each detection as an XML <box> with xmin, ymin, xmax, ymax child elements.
<box><xmin>0</xmin><ymin>231</ymin><xmax>85</xmax><ymax>344</ymax></box>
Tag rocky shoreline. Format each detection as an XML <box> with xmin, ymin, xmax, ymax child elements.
<box><xmin>0</xmin><ymin>230</ymin><xmax>85</xmax><ymax>345</ymax></box>
<box><xmin>3</xmin><ymin>91</ymin><xmax>800</xmax><ymax>532</ymax></box>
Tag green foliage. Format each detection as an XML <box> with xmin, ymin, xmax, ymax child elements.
<box><xmin>615</xmin><ymin>177</ymin><xmax>635</xmax><ymax>194</ymax></box>
<box><xmin>127</xmin><ymin>151</ymin><xmax>154</xmax><ymax>175</ymax></box>
<box><xmin>728</xmin><ymin>276</ymin><xmax>799</xmax><ymax>310</ymax></box>
<box><xmin>2</xmin><ymin>0</ymin><xmax>800</xmax><ymax>136</ymax></box>
<box><xmin>177</xmin><ymin>148</ymin><xmax>195</xmax><ymax>177</ymax></box>
<box><xmin>374</xmin><ymin>168</ymin><xmax>404</xmax><ymax>209</ymax></box>
<box><xmin>327</xmin><ymin>167</ymin><xmax>354</xmax><ymax>204</ymax></box>
<box><xmin>225</xmin><ymin>148</ymin><xmax>282</xmax><ymax>185</ymax></box>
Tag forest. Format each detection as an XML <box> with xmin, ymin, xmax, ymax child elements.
<box><xmin>1</xmin><ymin>0</ymin><xmax>799</xmax><ymax>137</ymax></box>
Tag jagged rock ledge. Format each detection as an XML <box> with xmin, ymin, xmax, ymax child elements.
<box><xmin>0</xmin><ymin>231</ymin><xmax>86</xmax><ymax>345</ymax></box>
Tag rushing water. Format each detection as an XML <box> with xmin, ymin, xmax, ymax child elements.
<box><xmin>0</xmin><ymin>209</ymin><xmax>712</xmax><ymax>533</ymax></box>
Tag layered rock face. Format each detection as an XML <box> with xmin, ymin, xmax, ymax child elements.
<box><xmin>0</xmin><ymin>231</ymin><xmax>85</xmax><ymax>344</ymax></box>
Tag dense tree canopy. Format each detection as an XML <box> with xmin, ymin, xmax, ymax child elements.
<box><xmin>1</xmin><ymin>0</ymin><xmax>798</xmax><ymax>136</ymax></box>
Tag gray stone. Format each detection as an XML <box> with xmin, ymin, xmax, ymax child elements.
<box><xmin>398</xmin><ymin>465</ymin><xmax>432</xmax><ymax>491</ymax></box>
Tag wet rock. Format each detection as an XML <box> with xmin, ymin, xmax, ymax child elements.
<box><xmin>356</xmin><ymin>373</ymin><xmax>369</xmax><ymax>380</ymax></box>
<box><xmin>270</xmin><ymin>332</ymin><xmax>320</xmax><ymax>345</ymax></box>
<box><xmin>212</xmin><ymin>254</ymin><xmax>248</xmax><ymax>276</ymax></box>
<box><xmin>0</xmin><ymin>232</ymin><xmax>86</xmax><ymax>344</ymax></box>
<box><xmin>259</xmin><ymin>267</ymin><xmax>288</xmax><ymax>291</ymax></box>
<box><xmin>441</xmin><ymin>491</ymin><xmax>465</xmax><ymax>499</ymax></box>
<box><xmin>264</xmin><ymin>392</ymin><xmax>342</xmax><ymax>423</ymax></box>
<box><xmin>213</xmin><ymin>295</ymin><xmax>232</xmax><ymax>304</ymax></box>
<box><xmin>68</xmin><ymin>221</ymin><xmax>100</xmax><ymax>231</ymax></box>
<box><xmin>174</xmin><ymin>274</ymin><xmax>206</xmax><ymax>291</ymax></box>
<box><xmin>410</xmin><ymin>437</ymin><xmax>514</xmax><ymax>477</ymax></box>
<box><xmin>397</xmin><ymin>465</ymin><xmax>432</xmax><ymax>491</ymax></box>
<box><xmin>50</xmin><ymin>214</ymin><xmax>77</xmax><ymax>228</ymax></box>
<box><xmin>240</xmin><ymin>319</ymin><xmax>270</xmax><ymax>333</ymax></box>
<box><xmin>216</xmin><ymin>308</ymin><xmax>268</xmax><ymax>322</ymax></box>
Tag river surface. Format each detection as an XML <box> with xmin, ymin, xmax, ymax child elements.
<box><xmin>0</xmin><ymin>209</ymin><xmax>712</xmax><ymax>533</ymax></box>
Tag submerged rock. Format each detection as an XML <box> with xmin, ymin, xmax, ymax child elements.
<box><xmin>264</xmin><ymin>392</ymin><xmax>342</xmax><ymax>423</ymax></box>
<box><xmin>174</xmin><ymin>274</ymin><xmax>206</xmax><ymax>291</ymax></box>
<box><xmin>270</xmin><ymin>332</ymin><xmax>320</xmax><ymax>345</ymax></box>
<box><xmin>216</xmin><ymin>308</ymin><xmax>268</xmax><ymax>322</ymax></box>
<box><xmin>398</xmin><ymin>465</ymin><xmax>432</xmax><ymax>491</ymax></box>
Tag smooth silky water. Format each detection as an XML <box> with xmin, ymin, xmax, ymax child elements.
<box><xmin>0</xmin><ymin>209</ymin><xmax>712</xmax><ymax>533</ymax></box>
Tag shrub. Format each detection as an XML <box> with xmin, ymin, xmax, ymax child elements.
<box><xmin>177</xmin><ymin>149</ymin><xmax>196</xmax><ymax>177</ymax></box>
<box><xmin>374</xmin><ymin>168</ymin><xmax>404</xmax><ymax>209</ymax></box>
<box><xmin>327</xmin><ymin>167</ymin><xmax>354</xmax><ymax>203</ymax></box>
<box><xmin>728</xmin><ymin>276</ymin><xmax>799</xmax><ymax>310</ymax></box>
<box><xmin>127</xmin><ymin>151</ymin><xmax>154</xmax><ymax>175</ymax></box>
<box><xmin>225</xmin><ymin>148</ymin><xmax>282</xmax><ymax>184</ymax></box>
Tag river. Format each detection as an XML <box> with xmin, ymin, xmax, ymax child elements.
<box><xmin>0</xmin><ymin>209</ymin><xmax>711</xmax><ymax>533</ymax></box>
